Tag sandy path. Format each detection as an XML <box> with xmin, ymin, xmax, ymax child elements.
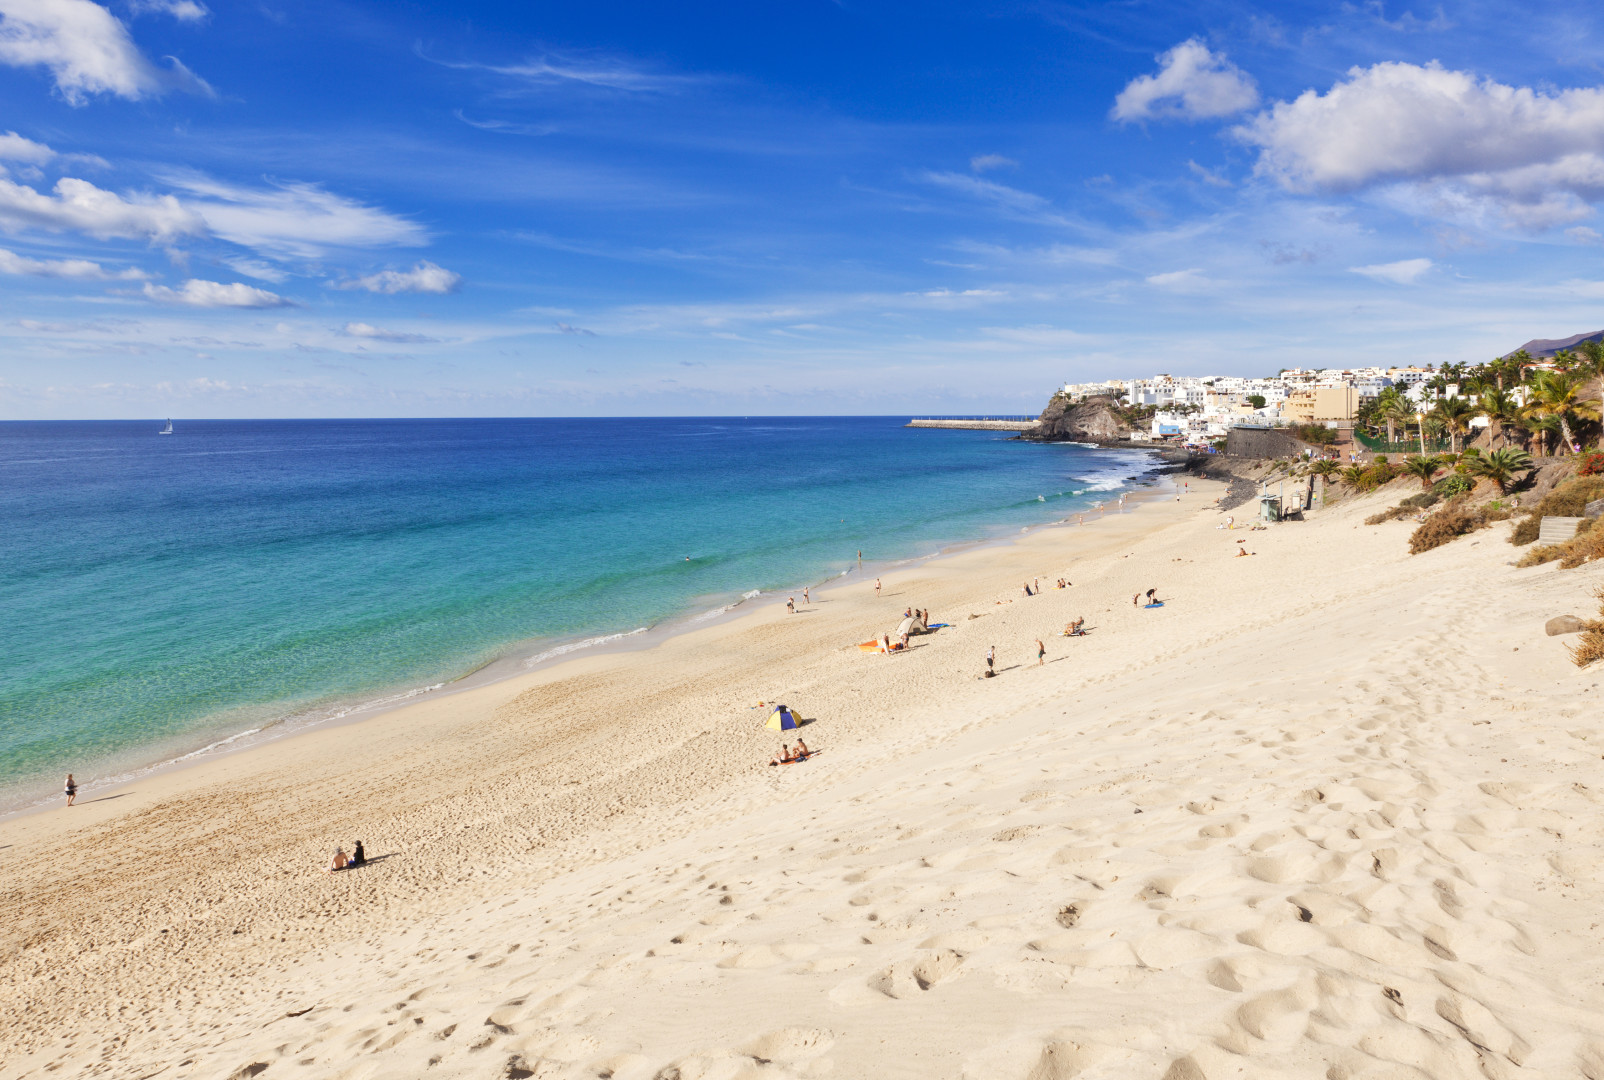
<box><xmin>4</xmin><ymin>480</ymin><xmax>1604</xmax><ymax>1080</ymax></box>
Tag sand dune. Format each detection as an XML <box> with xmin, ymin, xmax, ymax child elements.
<box><xmin>4</xmin><ymin>479</ymin><xmax>1604</xmax><ymax>1080</ymax></box>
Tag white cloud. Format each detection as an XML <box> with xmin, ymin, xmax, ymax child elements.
<box><xmin>342</xmin><ymin>321</ymin><xmax>435</xmax><ymax>343</ymax></box>
<box><xmin>163</xmin><ymin>175</ymin><xmax>428</xmax><ymax>259</ymax></box>
<box><xmin>1112</xmin><ymin>39</ymin><xmax>1259</xmax><ymax>123</ymax></box>
<box><xmin>0</xmin><ymin>244</ymin><xmax>146</xmax><ymax>278</ymax></box>
<box><xmin>422</xmin><ymin>48</ymin><xmax>677</xmax><ymax>92</ymax></box>
<box><xmin>1236</xmin><ymin>62</ymin><xmax>1604</xmax><ymax>229</ymax></box>
<box><xmin>0</xmin><ymin>130</ymin><xmax>54</xmax><ymax>163</ymax></box>
<box><xmin>126</xmin><ymin>0</ymin><xmax>207</xmax><ymax>20</ymax></box>
<box><xmin>1567</xmin><ymin>225</ymin><xmax>1604</xmax><ymax>245</ymax></box>
<box><xmin>221</xmin><ymin>255</ymin><xmax>288</xmax><ymax>282</ymax></box>
<box><xmin>0</xmin><ymin>175</ymin><xmax>203</xmax><ymax>241</ymax></box>
<box><xmin>970</xmin><ymin>153</ymin><xmax>1017</xmax><ymax>173</ymax></box>
<box><xmin>1186</xmin><ymin>159</ymin><xmax>1232</xmax><ymax>187</ymax></box>
<box><xmin>335</xmin><ymin>260</ymin><xmax>461</xmax><ymax>294</ymax></box>
<box><xmin>1145</xmin><ymin>267</ymin><xmax>1209</xmax><ymax>288</ymax></box>
<box><xmin>0</xmin><ymin>0</ymin><xmax>210</xmax><ymax>103</ymax></box>
<box><xmin>143</xmin><ymin>278</ymin><xmax>290</xmax><ymax>307</ymax></box>
<box><xmin>1349</xmin><ymin>257</ymin><xmax>1433</xmax><ymax>284</ymax></box>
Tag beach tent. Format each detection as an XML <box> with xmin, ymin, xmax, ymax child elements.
<box><xmin>766</xmin><ymin>705</ymin><xmax>800</xmax><ymax>731</ymax></box>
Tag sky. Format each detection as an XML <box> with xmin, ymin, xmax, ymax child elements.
<box><xmin>4</xmin><ymin>1</ymin><xmax>1604</xmax><ymax>418</ymax></box>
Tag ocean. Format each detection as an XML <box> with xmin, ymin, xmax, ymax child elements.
<box><xmin>0</xmin><ymin>417</ymin><xmax>1161</xmax><ymax>813</ymax></box>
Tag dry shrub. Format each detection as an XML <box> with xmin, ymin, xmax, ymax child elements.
<box><xmin>1509</xmin><ymin>474</ymin><xmax>1604</xmax><ymax>545</ymax></box>
<box><xmin>1409</xmin><ymin>500</ymin><xmax>1486</xmax><ymax>554</ymax></box>
<box><xmin>1367</xmin><ymin>491</ymin><xmax>1441</xmax><ymax>525</ymax></box>
<box><xmin>1567</xmin><ymin>586</ymin><xmax>1604</xmax><ymax>667</ymax></box>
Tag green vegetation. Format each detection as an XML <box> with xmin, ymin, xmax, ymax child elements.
<box><xmin>1351</xmin><ymin>343</ymin><xmax>1604</xmax><ymax>458</ymax></box>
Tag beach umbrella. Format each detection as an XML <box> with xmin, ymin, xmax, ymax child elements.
<box><xmin>766</xmin><ymin>705</ymin><xmax>800</xmax><ymax>731</ymax></box>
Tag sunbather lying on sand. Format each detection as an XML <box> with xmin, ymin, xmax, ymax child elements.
<box><xmin>1063</xmin><ymin>617</ymin><xmax>1085</xmax><ymax>636</ymax></box>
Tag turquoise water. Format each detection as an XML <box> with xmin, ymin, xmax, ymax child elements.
<box><xmin>0</xmin><ymin>418</ymin><xmax>1159</xmax><ymax>811</ymax></box>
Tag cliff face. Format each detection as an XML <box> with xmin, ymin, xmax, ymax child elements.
<box><xmin>1020</xmin><ymin>394</ymin><xmax>1136</xmax><ymax>443</ymax></box>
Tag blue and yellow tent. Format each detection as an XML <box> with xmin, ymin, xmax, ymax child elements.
<box><xmin>766</xmin><ymin>705</ymin><xmax>800</xmax><ymax>731</ymax></box>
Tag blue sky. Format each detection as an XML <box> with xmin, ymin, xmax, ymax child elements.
<box><xmin>4</xmin><ymin>0</ymin><xmax>1604</xmax><ymax>418</ymax></box>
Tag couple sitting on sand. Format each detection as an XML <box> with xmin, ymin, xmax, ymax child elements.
<box><xmin>326</xmin><ymin>841</ymin><xmax>367</xmax><ymax>873</ymax></box>
<box><xmin>769</xmin><ymin>739</ymin><xmax>811</xmax><ymax>766</ymax></box>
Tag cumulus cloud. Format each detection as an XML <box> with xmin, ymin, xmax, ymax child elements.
<box><xmin>0</xmin><ymin>244</ymin><xmax>146</xmax><ymax>278</ymax></box>
<box><xmin>0</xmin><ymin>175</ymin><xmax>204</xmax><ymax>242</ymax></box>
<box><xmin>1349</xmin><ymin>257</ymin><xmax>1432</xmax><ymax>284</ymax></box>
<box><xmin>1112</xmin><ymin>39</ymin><xmax>1259</xmax><ymax>123</ymax></box>
<box><xmin>335</xmin><ymin>260</ymin><xmax>461</xmax><ymax>294</ymax></box>
<box><xmin>162</xmin><ymin>175</ymin><xmax>428</xmax><ymax>259</ymax></box>
<box><xmin>1236</xmin><ymin>62</ymin><xmax>1604</xmax><ymax>229</ymax></box>
<box><xmin>342</xmin><ymin>321</ymin><xmax>435</xmax><ymax>343</ymax></box>
<box><xmin>970</xmin><ymin>153</ymin><xmax>1017</xmax><ymax>173</ymax></box>
<box><xmin>0</xmin><ymin>0</ymin><xmax>211</xmax><ymax>103</ymax></box>
<box><xmin>143</xmin><ymin>278</ymin><xmax>290</xmax><ymax>307</ymax></box>
<box><xmin>0</xmin><ymin>130</ymin><xmax>55</xmax><ymax>163</ymax></box>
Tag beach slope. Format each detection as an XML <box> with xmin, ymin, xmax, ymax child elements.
<box><xmin>3</xmin><ymin>483</ymin><xmax>1604</xmax><ymax>1080</ymax></box>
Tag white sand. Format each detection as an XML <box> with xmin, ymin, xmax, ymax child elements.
<box><xmin>4</xmin><ymin>479</ymin><xmax>1604</xmax><ymax>1080</ymax></box>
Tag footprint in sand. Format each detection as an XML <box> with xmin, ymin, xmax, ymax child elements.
<box><xmin>868</xmin><ymin>949</ymin><xmax>965</xmax><ymax>998</ymax></box>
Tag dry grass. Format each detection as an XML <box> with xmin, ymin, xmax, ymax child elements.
<box><xmin>1516</xmin><ymin>518</ymin><xmax>1604</xmax><ymax>568</ymax></box>
<box><xmin>1510</xmin><ymin>474</ymin><xmax>1604</xmax><ymax>545</ymax></box>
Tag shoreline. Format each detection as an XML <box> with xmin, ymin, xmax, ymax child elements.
<box><xmin>0</xmin><ymin>456</ymin><xmax>1170</xmax><ymax>824</ymax></box>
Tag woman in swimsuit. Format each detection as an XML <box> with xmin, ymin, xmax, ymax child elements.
<box><xmin>64</xmin><ymin>774</ymin><xmax>76</xmax><ymax>807</ymax></box>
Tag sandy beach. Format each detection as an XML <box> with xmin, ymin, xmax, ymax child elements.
<box><xmin>4</xmin><ymin>477</ymin><xmax>1604</xmax><ymax>1080</ymax></box>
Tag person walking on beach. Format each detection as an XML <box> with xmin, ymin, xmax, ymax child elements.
<box><xmin>875</xmin><ymin>577</ymin><xmax>881</xmax><ymax>597</ymax></box>
<box><xmin>803</xmin><ymin>587</ymin><xmax>809</xmax><ymax>604</ymax></box>
<box><xmin>1036</xmin><ymin>639</ymin><xmax>1045</xmax><ymax>666</ymax></box>
<box><xmin>64</xmin><ymin>773</ymin><xmax>76</xmax><ymax>807</ymax></box>
<box><xmin>986</xmin><ymin>645</ymin><xmax>995</xmax><ymax>674</ymax></box>
<box><xmin>787</xmin><ymin>597</ymin><xmax>795</xmax><ymax>614</ymax></box>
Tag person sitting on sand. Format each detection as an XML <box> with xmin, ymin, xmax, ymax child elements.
<box><xmin>769</xmin><ymin>744</ymin><xmax>792</xmax><ymax>766</ymax></box>
<box><xmin>882</xmin><ymin>633</ymin><xmax>892</xmax><ymax>652</ymax></box>
<box><xmin>1022</xmin><ymin>582</ymin><xmax>1032</xmax><ymax>597</ymax></box>
<box><xmin>794</xmin><ymin>739</ymin><xmax>810</xmax><ymax>761</ymax></box>
<box><xmin>899</xmin><ymin>631</ymin><xmax>910</xmax><ymax>649</ymax></box>
<box><xmin>904</xmin><ymin>606</ymin><xmax>913</xmax><ymax>619</ymax></box>
<box><xmin>351</xmin><ymin>841</ymin><xmax>366</xmax><ymax>867</ymax></box>
<box><xmin>1065</xmin><ymin>617</ymin><xmax>1085</xmax><ymax>636</ymax></box>
<box><xmin>327</xmin><ymin>846</ymin><xmax>350</xmax><ymax>873</ymax></box>
<box><xmin>787</xmin><ymin>597</ymin><xmax>795</xmax><ymax>614</ymax></box>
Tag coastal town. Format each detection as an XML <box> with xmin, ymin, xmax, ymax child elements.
<box><xmin>1057</xmin><ymin>329</ymin><xmax>1603</xmax><ymax>451</ymax></box>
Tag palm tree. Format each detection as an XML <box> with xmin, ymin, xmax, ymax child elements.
<box><xmin>1478</xmin><ymin>387</ymin><xmax>1520</xmax><ymax>449</ymax></box>
<box><xmin>1521</xmin><ymin>413</ymin><xmax>1561</xmax><ymax>457</ymax></box>
<box><xmin>1339</xmin><ymin>465</ymin><xmax>1367</xmax><ymax>488</ymax></box>
<box><xmin>1577</xmin><ymin>338</ymin><xmax>1604</xmax><ymax>379</ymax></box>
<box><xmin>1466</xmin><ymin>448</ymin><xmax>1534</xmax><ymax>495</ymax></box>
<box><xmin>1372</xmin><ymin>387</ymin><xmax>1407</xmax><ymax>444</ymax></box>
<box><xmin>1308</xmin><ymin>458</ymin><xmax>1339</xmax><ymax>502</ymax></box>
<box><xmin>1433</xmin><ymin>396</ymin><xmax>1476</xmax><ymax>454</ymax></box>
<box><xmin>1402</xmin><ymin>455</ymin><xmax>1441</xmax><ymax>490</ymax></box>
<box><xmin>1525</xmin><ymin>369</ymin><xmax>1600</xmax><ymax>454</ymax></box>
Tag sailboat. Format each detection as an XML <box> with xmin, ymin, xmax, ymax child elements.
<box><xmin>159</xmin><ymin>419</ymin><xmax>173</xmax><ymax>435</ymax></box>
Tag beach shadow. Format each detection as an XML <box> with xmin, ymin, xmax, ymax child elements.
<box><xmin>996</xmin><ymin>664</ymin><xmax>1023</xmax><ymax>673</ymax></box>
<box><xmin>87</xmin><ymin>792</ymin><xmax>134</xmax><ymax>804</ymax></box>
<box><xmin>335</xmin><ymin>854</ymin><xmax>399</xmax><ymax>872</ymax></box>
<box><xmin>789</xmin><ymin>609</ymin><xmax>817</xmax><ymax>615</ymax></box>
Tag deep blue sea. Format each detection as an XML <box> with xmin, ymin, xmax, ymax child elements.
<box><xmin>0</xmin><ymin>418</ymin><xmax>1159</xmax><ymax>812</ymax></box>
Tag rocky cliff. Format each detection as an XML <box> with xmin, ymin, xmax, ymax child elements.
<box><xmin>1018</xmin><ymin>394</ymin><xmax>1136</xmax><ymax>444</ymax></box>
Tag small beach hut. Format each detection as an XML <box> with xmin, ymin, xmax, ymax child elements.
<box><xmin>766</xmin><ymin>705</ymin><xmax>800</xmax><ymax>731</ymax></box>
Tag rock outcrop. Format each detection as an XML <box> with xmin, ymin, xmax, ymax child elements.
<box><xmin>1020</xmin><ymin>395</ymin><xmax>1135</xmax><ymax>444</ymax></box>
